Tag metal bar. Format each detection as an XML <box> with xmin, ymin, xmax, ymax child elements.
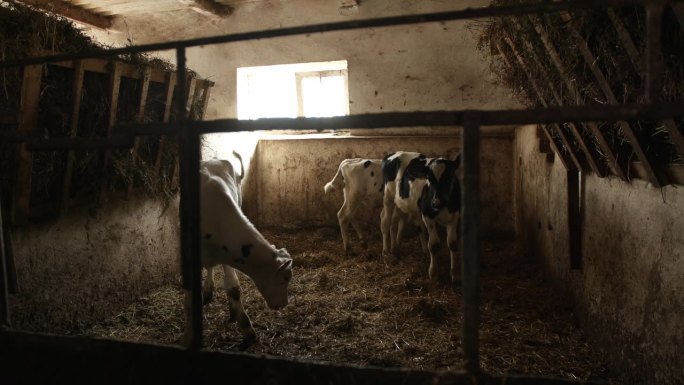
<box><xmin>13</xmin><ymin>64</ymin><xmax>43</xmax><ymax>225</ymax></box>
<box><xmin>461</xmin><ymin>111</ymin><xmax>481</xmax><ymax>375</ymax></box>
<box><xmin>645</xmin><ymin>2</ymin><xmax>665</xmax><ymax>103</ymax></box>
<box><xmin>177</xmin><ymin>47</ymin><xmax>203</xmax><ymax>351</ymax></box>
<box><xmin>61</xmin><ymin>60</ymin><xmax>85</xmax><ymax>214</ymax></box>
<box><xmin>2</xmin><ymin>102</ymin><xmax>680</xmax><ymax>150</ymax></box>
<box><xmin>558</xmin><ymin>12</ymin><xmax>663</xmax><ymax>186</ymax></box>
<box><xmin>0</xmin><ymin>183</ymin><xmax>10</xmax><ymax>327</ymax></box>
<box><xmin>0</xmin><ymin>0</ymin><xmax>673</xmax><ymax>69</ymax></box>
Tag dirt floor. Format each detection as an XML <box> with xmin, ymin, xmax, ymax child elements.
<box><xmin>85</xmin><ymin>227</ymin><xmax>614</xmax><ymax>382</ymax></box>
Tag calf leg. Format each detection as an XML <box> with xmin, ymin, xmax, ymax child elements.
<box><xmin>419</xmin><ymin>224</ymin><xmax>428</xmax><ymax>253</ymax></box>
<box><xmin>446</xmin><ymin>216</ymin><xmax>460</xmax><ymax>283</ymax></box>
<box><xmin>223</xmin><ymin>265</ymin><xmax>256</xmax><ymax>343</ymax></box>
<box><xmin>393</xmin><ymin>210</ymin><xmax>406</xmax><ymax>256</ymax></box>
<box><xmin>380</xmin><ymin>203</ymin><xmax>394</xmax><ymax>257</ymax></box>
<box><xmin>424</xmin><ymin>218</ymin><xmax>441</xmax><ymax>280</ymax></box>
<box><xmin>337</xmin><ymin>202</ymin><xmax>353</xmax><ymax>254</ymax></box>
<box><xmin>202</xmin><ymin>266</ymin><xmax>215</xmax><ymax>305</ymax></box>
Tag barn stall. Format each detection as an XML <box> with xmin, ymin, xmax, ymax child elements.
<box><xmin>1</xmin><ymin>0</ymin><xmax>683</xmax><ymax>384</ymax></box>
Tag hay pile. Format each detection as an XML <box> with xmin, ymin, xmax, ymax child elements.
<box><xmin>0</xmin><ymin>0</ymin><xmax>201</xmax><ymax>214</ymax></box>
<box><xmin>84</xmin><ymin>228</ymin><xmax>614</xmax><ymax>383</ymax></box>
<box><xmin>474</xmin><ymin>1</ymin><xmax>684</xmax><ymax>169</ymax></box>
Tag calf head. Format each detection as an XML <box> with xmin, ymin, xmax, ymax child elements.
<box><xmin>252</xmin><ymin>247</ymin><xmax>293</xmax><ymax>310</ymax></box>
<box><xmin>407</xmin><ymin>157</ymin><xmax>461</xmax><ymax>217</ymax></box>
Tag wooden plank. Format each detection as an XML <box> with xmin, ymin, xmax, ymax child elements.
<box><xmin>558</xmin><ymin>12</ymin><xmax>663</xmax><ymax>186</ymax></box>
<box><xmin>154</xmin><ymin>72</ymin><xmax>177</xmax><ymax>177</ymax></box>
<box><xmin>186</xmin><ymin>76</ymin><xmax>198</xmax><ymax>114</ymax></box>
<box><xmin>498</xmin><ymin>39</ymin><xmax>577</xmax><ymax>170</ymax></box>
<box><xmin>606</xmin><ymin>8</ymin><xmax>684</xmax><ymax>175</ymax></box>
<box><xmin>13</xmin><ymin>64</ymin><xmax>42</xmax><ymax>225</ymax></box>
<box><xmin>100</xmin><ymin>61</ymin><xmax>123</xmax><ymax>199</ymax></box>
<box><xmin>60</xmin><ymin>60</ymin><xmax>85</xmax><ymax>214</ymax></box>
<box><xmin>199</xmin><ymin>82</ymin><xmax>213</xmax><ymax>120</ymax></box>
<box><xmin>528</xmin><ymin>15</ymin><xmax>629</xmax><ymax>180</ymax></box>
<box><xmin>19</xmin><ymin>0</ymin><xmax>114</xmax><ymax>29</ymax></box>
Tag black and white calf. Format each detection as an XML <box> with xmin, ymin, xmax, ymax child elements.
<box><xmin>407</xmin><ymin>156</ymin><xmax>462</xmax><ymax>282</ymax></box>
<box><xmin>324</xmin><ymin>158</ymin><xmax>384</xmax><ymax>254</ymax></box>
<box><xmin>380</xmin><ymin>151</ymin><xmax>429</xmax><ymax>258</ymax></box>
<box><xmin>186</xmin><ymin>155</ymin><xmax>293</xmax><ymax>344</ymax></box>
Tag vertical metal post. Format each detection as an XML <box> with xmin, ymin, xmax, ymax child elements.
<box><xmin>177</xmin><ymin>47</ymin><xmax>203</xmax><ymax>350</ymax></box>
<box><xmin>461</xmin><ymin>111</ymin><xmax>481</xmax><ymax>374</ymax></box>
<box><xmin>645</xmin><ymin>1</ymin><xmax>665</xmax><ymax>103</ymax></box>
<box><xmin>0</xmin><ymin>184</ymin><xmax>11</xmax><ymax>328</ymax></box>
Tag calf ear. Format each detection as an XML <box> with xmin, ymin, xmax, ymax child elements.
<box><xmin>277</xmin><ymin>258</ymin><xmax>293</xmax><ymax>272</ymax></box>
<box><xmin>452</xmin><ymin>152</ymin><xmax>462</xmax><ymax>166</ymax></box>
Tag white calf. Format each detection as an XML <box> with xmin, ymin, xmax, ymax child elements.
<box><xmin>185</xmin><ymin>156</ymin><xmax>293</xmax><ymax>345</ymax></box>
<box><xmin>380</xmin><ymin>151</ymin><xmax>429</xmax><ymax>258</ymax></box>
<box><xmin>324</xmin><ymin>158</ymin><xmax>384</xmax><ymax>254</ymax></box>
<box><xmin>408</xmin><ymin>156</ymin><xmax>462</xmax><ymax>282</ymax></box>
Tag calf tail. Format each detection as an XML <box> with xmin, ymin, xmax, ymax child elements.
<box><xmin>232</xmin><ymin>150</ymin><xmax>244</xmax><ymax>181</ymax></box>
<box><xmin>324</xmin><ymin>163</ymin><xmax>345</xmax><ymax>194</ymax></box>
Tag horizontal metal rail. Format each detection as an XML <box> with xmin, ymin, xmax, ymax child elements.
<box><xmin>0</xmin><ymin>0</ymin><xmax>678</xmax><ymax>69</ymax></box>
<box><xmin>2</xmin><ymin>102</ymin><xmax>682</xmax><ymax>149</ymax></box>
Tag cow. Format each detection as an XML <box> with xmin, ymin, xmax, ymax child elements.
<box><xmin>407</xmin><ymin>155</ymin><xmax>462</xmax><ymax>282</ymax></box>
<box><xmin>184</xmin><ymin>153</ymin><xmax>293</xmax><ymax>346</ymax></box>
<box><xmin>324</xmin><ymin>158</ymin><xmax>384</xmax><ymax>255</ymax></box>
<box><xmin>380</xmin><ymin>151</ymin><xmax>429</xmax><ymax>259</ymax></box>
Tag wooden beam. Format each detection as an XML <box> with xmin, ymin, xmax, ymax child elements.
<box><xmin>558</xmin><ymin>12</ymin><xmax>663</xmax><ymax>186</ymax></box>
<box><xmin>19</xmin><ymin>0</ymin><xmax>115</xmax><ymax>29</ymax></box>
<box><xmin>527</xmin><ymin>15</ymin><xmax>630</xmax><ymax>180</ymax></box>
<box><xmin>567</xmin><ymin>170</ymin><xmax>582</xmax><ymax>270</ymax></box>
<box><xmin>13</xmin><ymin>64</ymin><xmax>42</xmax><ymax>226</ymax></box>
<box><xmin>199</xmin><ymin>82</ymin><xmax>213</xmax><ymax>120</ymax></box>
<box><xmin>60</xmin><ymin>60</ymin><xmax>85</xmax><ymax>214</ymax></box>
<box><xmin>606</xmin><ymin>8</ymin><xmax>684</xmax><ymax>176</ymax></box>
<box><xmin>645</xmin><ymin>3</ymin><xmax>666</xmax><ymax>103</ymax></box>
<box><xmin>498</xmin><ymin>39</ymin><xmax>577</xmax><ymax>171</ymax></box>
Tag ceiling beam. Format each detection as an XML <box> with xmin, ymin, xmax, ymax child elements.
<box><xmin>19</xmin><ymin>0</ymin><xmax>115</xmax><ymax>29</ymax></box>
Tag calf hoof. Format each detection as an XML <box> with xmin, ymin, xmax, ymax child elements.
<box><xmin>238</xmin><ymin>330</ymin><xmax>258</xmax><ymax>351</ymax></box>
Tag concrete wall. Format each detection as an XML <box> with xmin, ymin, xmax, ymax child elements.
<box><xmin>242</xmin><ymin>132</ymin><xmax>515</xmax><ymax>239</ymax></box>
<box><xmin>514</xmin><ymin>125</ymin><xmax>684</xmax><ymax>385</ymax></box>
<box><xmin>9</xmin><ymin>196</ymin><xmax>180</xmax><ymax>333</ymax></box>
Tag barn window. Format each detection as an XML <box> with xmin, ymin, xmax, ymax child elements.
<box><xmin>237</xmin><ymin>60</ymin><xmax>349</xmax><ymax>119</ymax></box>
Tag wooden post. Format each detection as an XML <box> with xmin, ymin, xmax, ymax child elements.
<box><xmin>154</xmin><ymin>72</ymin><xmax>177</xmax><ymax>177</ymax></box>
<box><xmin>557</xmin><ymin>12</ymin><xmax>663</xmax><ymax>187</ymax></box>
<box><xmin>567</xmin><ymin>170</ymin><xmax>582</xmax><ymax>270</ymax></box>
<box><xmin>61</xmin><ymin>60</ymin><xmax>85</xmax><ymax>214</ymax></box>
<box><xmin>198</xmin><ymin>82</ymin><xmax>213</xmax><ymax>120</ymax></box>
<box><xmin>673</xmin><ymin>3</ymin><xmax>684</xmax><ymax>31</ymax></box>
<box><xmin>127</xmin><ymin>66</ymin><xmax>152</xmax><ymax>197</ymax></box>
<box><xmin>13</xmin><ymin>64</ymin><xmax>43</xmax><ymax>225</ymax></box>
<box><xmin>100</xmin><ymin>61</ymin><xmax>123</xmax><ymax>199</ymax></box>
